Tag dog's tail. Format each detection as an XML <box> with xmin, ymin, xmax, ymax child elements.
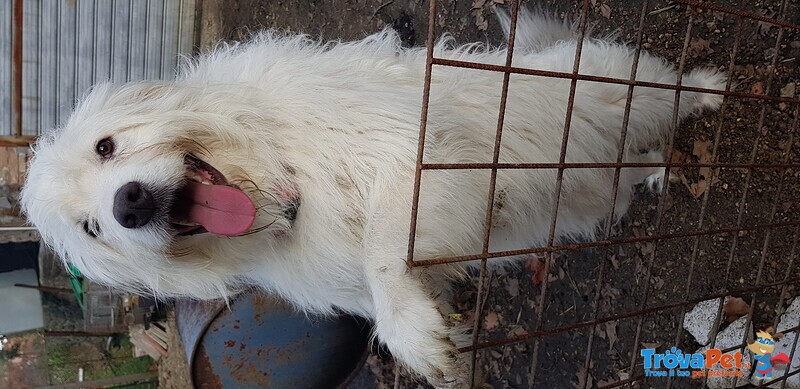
<box><xmin>495</xmin><ymin>7</ymin><xmax>581</xmax><ymax>52</ymax></box>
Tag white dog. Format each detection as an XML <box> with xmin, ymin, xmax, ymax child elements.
<box><xmin>21</xmin><ymin>10</ymin><xmax>724</xmax><ymax>387</ymax></box>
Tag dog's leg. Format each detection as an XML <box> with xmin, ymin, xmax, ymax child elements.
<box><xmin>365</xmin><ymin>258</ymin><xmax>471</xmax><ymax>387</ymax></box>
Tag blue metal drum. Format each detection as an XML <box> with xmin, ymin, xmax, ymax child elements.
<box><xmin>176</xmin><ymin>292</ymin><xmax>370</xmax><ymax>388</ymax></box>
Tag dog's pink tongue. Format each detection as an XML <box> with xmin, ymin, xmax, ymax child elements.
<box><xmin>180</xmin><ymin>181</ymin><xmax>256</xmax><ymax>236</ymax></box>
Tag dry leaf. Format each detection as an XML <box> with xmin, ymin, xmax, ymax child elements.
<box><xmin>509</xmin><ymin>326</ymin><xmax>529</xmax><ymax>337</ymax></box>
<box><xmin>757</xmin><ymin>12</ymin><xmax>776</xmax><ymax>35</ymax></box>
<box><xmin>690</xmin><ymin>180</ymin><xmax>708</xmax><ymax>199</ymax></box>
<box><xmin>641</xmin><ymin>342</ymin><xmax>661</xmax><ymax>349</ymax></box>
<box><xmin>609</xmin><ymin>254</ymin><xmax>620</xmax><ymax>269</ymax></box>
<box><xmin>525</xmin><ymin>256</ymin><xmax>547</xmax><ymax>285</ymax></box>
<box><xmin>605</xmin><ymin>321</ymin><xmax>618</xmax><ymax>350</ymax></box>
<box><xmin>781</xmin><ymin>82</ymin><xmax>796</xmax><ymax>98</ymax></box>
<box><xmin>640</xmin><ymin>242</ymin><xmax>655</xmax><ymax>255</ymax></box>
<box><xmin>506</xmin><ymin>278</ymin><xmax>520</xmax><ymax>297</ymax></box>
<box><xmin>484</xmin><ymin>312</ymin><xmax>502</xmax><ymax>330</ymax></box>
<box><xmin>688</xmin><ymin>37</ymin><xmax>714</xmax><ymax>58</ymax></box>
<box><xmin>599</xmin><ymin>3</ymin><xmax>611</xmax><ymax>18</ymax></box>
<box><xmin>572</xmin><ymin>366</ymin><xmax>594</xmax><ymax>389</ymax></box>
<box><xmin>692</xmin><ymin>140</ymin><xmax>713</xmax><ymax>162</ymax></box>
<box><xmin>751</xmin><ymin>82</ymin><xmax>765</xmax><ymax>95</ymax></box>
<box><xmin>471</xmin><ymin>0</ymin><xmax>490</xmax><ymax>31</ymax></box>
<box><xmin>723</xmin><ymin>297</ymin><xmax>750</xmax><ymax>322</ymax></box>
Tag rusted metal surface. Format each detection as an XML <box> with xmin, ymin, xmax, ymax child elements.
<box><xmin>673</xmin><ymin>0</ymin><xmax>800</xmax><ymax>30</ymax></box>
<box><xmin>176</xmin><ymin>292</ymin><xmax>369</xmax><ymax>389</ymax></box>
<box><xmin>430</xmin><ymin>57</ymin><xmax>800</xmax><ymax>104</ymax></box>
<box><xmin>404</xmin><ymin>0</ymin><xmax>800</xmax><ymax>387</ymax></box>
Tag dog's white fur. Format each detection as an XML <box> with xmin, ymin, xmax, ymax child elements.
<box><xmin>21</xmin><ymin>11</ymin><xmax>724</xmax><ymax>387</ymax></box>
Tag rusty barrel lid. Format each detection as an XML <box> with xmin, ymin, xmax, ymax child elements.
<box><xmin>176</xmin><ymin>292</ymin><xmax>370</xmax><ymax>388</ymax></box>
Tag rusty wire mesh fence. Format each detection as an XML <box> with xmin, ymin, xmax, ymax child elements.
<box><xmin>403</xmin><ymin>0</ymin><xmax>800</xmax><ymax>387</ymax></box>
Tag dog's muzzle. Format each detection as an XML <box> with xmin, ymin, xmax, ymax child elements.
<box><xmin>113</xmin><ymin>181</ymin><xmax>156</xmax><ymax>229</ymax></box>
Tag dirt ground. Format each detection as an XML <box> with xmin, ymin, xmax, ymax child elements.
<box><xmin>164</xmin><ymin>0</ymin><xmax>800</xmax><ymax>388</ymax></box>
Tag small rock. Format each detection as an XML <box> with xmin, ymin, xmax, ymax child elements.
<box><xmin>684</xmin><ymin>298</ymin><xmax>725</xmax><ymax>345</ymax></box>
<box><xmin>698</xmin><ymin>315</ymin><xmax>752</xmax><ymax>388</ymax></box>
<box><xmin>781</xmin><ymin>82</ymin><xmax>796</xmax><ymax>98</ymax></box>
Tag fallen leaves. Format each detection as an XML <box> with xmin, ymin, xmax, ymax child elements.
<box><xmin>605</xmin><ymin>321</ymin><xmax>618</xmax><ymax>350</ymax></box>
<box><xmin>781</xmin><ymin>82</ymin><xmax>796</xmax><ymax>98</ymax></box>
<box><xmin>688</xmin><ymin>37</ymin><xmax>715</xmax><ymax>58</ymax></box>
<box><xmin>484</xmin><ymin>312</ymin><xmax>503</xmax><ymax>331</ymax></box>
<box><xmin>572</xmin><ymin>365</ymin><xmax>594</xmax><ymax>389</ymax></box>
<box><xmin>505</xmin><ymin>277</ymin><xmax>520</xmax><ymax>297</ymax></box>
<box><xmin>471</xmin><ymin>0</ymin><xmax>503</xmax><ymax>31</ymax></box>
<box><xmin>599</xmin><ymin>4</ymin><xmax>611</xmax><ymax>19</ymax></box>
<box><xmin>525</xmin><ymin>255</ymin><xmax>547</xmax><ymax>285</ymax></box>
<box><xmin>751</xmin><ymin>82</ymin><xmax>765</xmax><ymax>95</ymax></box>
<box><xmin>723</xmin><ymin>297</ymin><xmax>751</xmax><ymax>323</ymax></box>
<box><xmin>672</xmin><ymin>140</ymin><xmax>722</xmax><ymax>199</ymax></box>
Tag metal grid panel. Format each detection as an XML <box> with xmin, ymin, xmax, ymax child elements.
<box><xmin>406</xmin><ymin>0</ymin><xmax>800</xmax><ymax>387</ymax></box>
<box><xmin>1</xmin><ymin>0</ymin><xmax>197</xmax><ymax>137</ymax></box>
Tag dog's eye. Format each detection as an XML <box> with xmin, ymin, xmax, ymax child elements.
<box><xmin>82</xmin><ymin>221</ymin><xmax>98</xmax><ymax>238</ymax></box>
<box><xmin>96</xmin><ymin>138</ymin><xmax>114</xmax><ymax>158</ymax></box>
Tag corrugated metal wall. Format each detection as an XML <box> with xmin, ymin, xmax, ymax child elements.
<box><xmin>0</xmin><ymin>0</ymin><xmax>197</xmax><ymax>137</ymax></box>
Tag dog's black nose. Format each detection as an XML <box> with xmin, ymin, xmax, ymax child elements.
<box><xmin>113</xmin><ymin>182</ymin><xmax>156</xmax><ymax>229</ymax></box>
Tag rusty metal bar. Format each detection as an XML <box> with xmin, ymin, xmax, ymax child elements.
<box><xmin>769</xmin><ymin>227</ymin><xmax>800</xmax><ymax>331</ymax></box>
<box><xmin>666</xmin><ymin>16</ymin><xmax>743</xmax><ymax>389</ymax></box>
<box><xmin>580</xmin><ymin>2</ymin><xmax>650</xmax><ymax>386</ymax></box>
<box><xmin>470</xmin><ymin>0</ymin><xmax>521</xmax><ymax>383</ymax></box>
<box><xmin>627</xmin><ymin>13</ymin><xmax>695</xmax><ymax>377</ymax></box>
<box><xmin>405</xmin><ymin>0</ymin><xmax>437</xmax><ymax>267</ymax></box>
<box><xmin>399</xmin><ymin>0</ymin><xmax>800</xmax><ymax>385</ymax></box>
<box><xmin>728</xmin><ymin>5</ymin><xmax>793</xmax><ymax>384</ymax></box>
<box><xmin>409</xmin><ymin>220</ymin><xmax>800</xmax><ymax>267</ymax></box>
<box><xmin>457</xmin><ymin>274</ymin><xmax>800</xmax><ymax>353</ymax></box>
<box><xmin>421</xmin><ymin>161</ymin><xmax>799</xmax><ymax>170</ymax></box>
<box><xmin>673</xmin><ymin>0</ymin><xmax>800</xmax><ymax>30</ymax></box>
<box><xmin>777</xmin><ymin>315</ymin><xmax>800</xmax><ymax>389</ymax></box>
<box><xmin>723</xmin><ymin>0</ymin><xmax>789</xmax><ymax>289</ymax></box>
<box><xmin>528</xmin><ymin>0</ymin><xmax>592</xmax><ymax>384</ymax></box>
<box><xmin>12</xmin><ymin>0</ymin><xmax>23</xmax><ymax>137</ymax></box>
<box><xmin>431</xmin><ymin>57</ymin><xmax>800</xmax><ymax>105</ymax></box>
<box><xmin>700</xmin><ymin>293</ymin><xmax>728</xmax><ymax>387</ymax></box>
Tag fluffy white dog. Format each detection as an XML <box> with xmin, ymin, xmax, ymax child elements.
<box><xmin>22</xmin><ymin>10</ymin><xmax>724</xmax><ymax>387</ymax></box>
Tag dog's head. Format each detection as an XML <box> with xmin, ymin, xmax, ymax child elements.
<box><xmin>21</xmin><ymin>82</ymin><xmax>298</xmax><ymax>299</ymax></box>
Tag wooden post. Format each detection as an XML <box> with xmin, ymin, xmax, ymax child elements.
<box><xmin>0</xmin><ymin>136</ymin><xmax>35</xmax><ymax>147</ymax></box>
